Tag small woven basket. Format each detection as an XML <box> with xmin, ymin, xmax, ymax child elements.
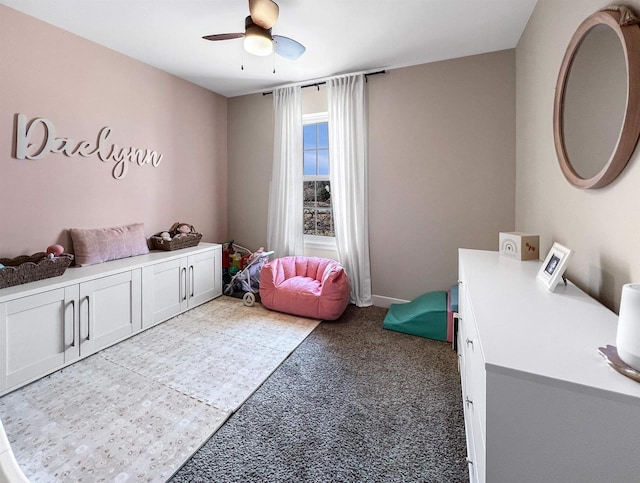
<box><xmin>150</xmin><ymin>222</ymin><xmax>202</xmax><ymax>251</ymax></box>
<box><xmin>0</xmin><ymin>253</ymin><xmax>74</xmax><ymax>289</ymax></box>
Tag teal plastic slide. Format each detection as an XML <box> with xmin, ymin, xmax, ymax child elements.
<box><xmin>383</xmin><ymin>291</ymin><xmax>448</xmax><ymax>341</ymax></box>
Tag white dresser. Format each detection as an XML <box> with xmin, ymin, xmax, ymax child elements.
<box><xmin>458</xmin><ymin>249</ymin><xmax>640</xmax><ymax>483</ymax></box>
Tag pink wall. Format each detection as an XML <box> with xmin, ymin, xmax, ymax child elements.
<box><xmin>0</xmin><ymin>6</ymin><xmax>228</xmax><ymax>258</ymax></box>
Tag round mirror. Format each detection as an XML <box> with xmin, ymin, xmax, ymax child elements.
<box><xmin>554</xmin><ymin>8</ymin><xmax>640</xmax><ymax>189</ymax></box>
<box><xmin>563</xmin><ymin>25</ymin><xmax>626</xmax><ymax>179</ymax></box>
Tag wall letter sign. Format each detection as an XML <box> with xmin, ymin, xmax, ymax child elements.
<box><xmin>14</xmin><ymin>114</ymin><xmax>163</xmax><ymax>180</ymax></box>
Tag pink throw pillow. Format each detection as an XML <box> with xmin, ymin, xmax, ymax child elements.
<box><xmin>69</xmin><ymin>223</ymin><xmax>149</xmax><ymax>266</ymax></box>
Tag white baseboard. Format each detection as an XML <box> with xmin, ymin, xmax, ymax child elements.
<box><xmin>372</xmin><ymin>295</ymin><xmax>410</xmax><ymax>308</ymax></box>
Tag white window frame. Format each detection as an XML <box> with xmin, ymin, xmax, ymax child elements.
<box><xmin>303</xmin><ymin>112</ymin><xmax>336</xmax><ymax>250</ymax></box>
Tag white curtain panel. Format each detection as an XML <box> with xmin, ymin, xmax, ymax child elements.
<box><xmin>267</xmin><ymin>86</ymin><xmax>304</xmax><ymax>258</ymax></box>
<box><xmin>328</xmin><ymin>74</ymin><xmax>372</xmax><ymax>307</ymax></box>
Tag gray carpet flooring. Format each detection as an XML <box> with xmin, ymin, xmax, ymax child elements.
<box><xmin>170</xmin><ymin>305</ymin><xmax>468</xmax><ymax>482</ymax></box>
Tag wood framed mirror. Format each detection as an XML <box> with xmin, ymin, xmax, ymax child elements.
<box><xmin>554</xmin><ymin>6</ymin><xmax>640</xmax><ymax>189</ymax></box>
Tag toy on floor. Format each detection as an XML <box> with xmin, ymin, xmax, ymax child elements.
<box><xmin>383</xmin><ymin>291</ymin><xmax>448</xmax><ymax>341</ymax></box>
<box><xmin>223</xmin><ymin>246</ymin><xmax>274</xmax><ymax>306</ymax></box>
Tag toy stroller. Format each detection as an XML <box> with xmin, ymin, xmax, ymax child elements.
<box><xmin>223</xmin><ymin>248</ymin><xmax>274</xmax><ymax>306</ymax></box>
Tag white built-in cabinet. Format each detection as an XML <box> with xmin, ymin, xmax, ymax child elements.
<box><xmin>141</xmin><ymin>250</ymin><xmax>218</xmax><ymax>328</ymax></box>
<box><xmin>458</xmin><ymin>249</ymin><xmax>640</xmax><ymax>483</ymax></box>
<box><xmin>0</xmin><ymin>243</ymin><xmax>221</xmax><ymax>396</ymax></box>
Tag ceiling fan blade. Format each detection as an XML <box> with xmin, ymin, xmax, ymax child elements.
<box><xmin>249</xmin><ymin>0</ymin><xmax>279</xmax><ymax>29</ymax></box>
<box><xmin>273</xmin><ymin>35</ymin><xmax>306</xmax><ymax>60</ymax></box>
<box><xmin>202</xmin><ymin>33</ymin><xmax>244</xmax><ymax>41</ymax></box>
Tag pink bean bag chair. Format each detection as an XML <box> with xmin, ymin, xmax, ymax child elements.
<box><xmin>260</xmin><ymin>256</ymin><xmax>350</xmax><ymax>320</ymax></box>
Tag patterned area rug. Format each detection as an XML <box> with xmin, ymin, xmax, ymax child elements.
<box><xmin>0</xmin><ymin>297</ymin><xmax>320</xmax><ymax>482</ymax></box>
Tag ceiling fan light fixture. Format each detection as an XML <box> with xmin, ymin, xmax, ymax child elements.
<box><xmin>244</xmin><ymin>24</ymin><xmax>273</xmax><ymax>56</ymax></box>
<box><xmin>204</xmin><ymin>9</ymin><xmax>304</xmax><ymax>61</ymax></box>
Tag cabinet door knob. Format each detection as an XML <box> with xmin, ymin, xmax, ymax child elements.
<box><xmin>465</xmin><ymin>396</ymin><xmax>473</xmax><ymax>406</ymax></box>
<box><xmin>466</xmin><ymin>338</ymin><xmax>473</xmax><ymax>347</ymax></box>
<box><xmin>466</xmin><ymin>457</ymin><xmax>474</xmax><ymax>465</ymax></box>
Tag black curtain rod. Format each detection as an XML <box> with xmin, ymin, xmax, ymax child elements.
<box><xmin>261</xmin><ymin>70</ymin><xmax>386</xmax><ymax>96</ymax></box>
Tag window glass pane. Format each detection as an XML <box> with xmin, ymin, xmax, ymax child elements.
<box><xmin>303</xmin><ymin>124</ymin><xmax>317</xmax><ymax>150</ymax></box>
<box><xmin>303</xmin><ymin>181</ymin><xmax>316</xmax><ymax>207</ymax></box>
<box><xmin>303</xmin><ymin>208</ymin><xmax>316</xmax><ymax>235</ymax></box>
<box><xmin>317</xmin><ymin>149</ymin><xmax>329</xmax><ymax>175</ymax></box>
<box><xmin>317</xmin><ymin>122</ymin><xmax>329</xmax><ymax>149</ymax></box>
<box><xmin>316</xmin><ymin>181</ymin><xmax>331</xmax><ymax>207</ymax></box>
<box><xmin>316</xmin><ymin>209</ymin><xmax>334</xmax><ymax>237</ymax></box>
<box><xmin>303</xmin><ymin>151</ymin><xmax>317</xmax><ymax>176</ymax></box>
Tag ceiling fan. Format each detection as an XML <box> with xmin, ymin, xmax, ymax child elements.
<box><xmin>202</xmin><ymin>0</ymin><xmax>305</xmax><ymax>60</ymax></box>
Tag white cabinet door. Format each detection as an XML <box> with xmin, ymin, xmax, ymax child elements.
<box><xmin>142</xmin><ymin>258</ymin><xmax>184</xmax><ymax>328</ymax></box>
<box><xmin>0</xmin><ymin>286</ymin><xmax>79</xmax><ymax>393</ymax></box>
<box><xmin>185</xmin><ymin>250</ymin><xmax>220</xmax><ymax>309</ymax></box>
<box><xmin>142</xmin><ymin>247</ymin><xmax>222</xmax><ymax>329</ymax></box>
<box><xmin>142</xmin><ymin>247</ymin><xmax>221</xmax><ymax>328</ymax></box>
<box><xmin>79</xmin><ymin>270</ymin><xmax>142</xmax><ymax>355</ymax></box>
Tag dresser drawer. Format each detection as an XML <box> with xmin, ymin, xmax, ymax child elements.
<box><xmin>463</xmin><ymin>303</ymin><xmax>486</xmax><ymax>443</ymax></box>
<box><xmin>458</xmin><ymin>277</ymin><xmax>486</xmax><ymax>482</ymax></box>
<box><xmin>462</xmin><ymin>397</ymin><xmax>479</xmax><ymax>482</ymax></box>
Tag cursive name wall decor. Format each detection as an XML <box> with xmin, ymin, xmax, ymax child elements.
<box><xmin>14</xmin><ymin>114</ymin><xmax>163</xmax><ymax>179</ymax></box>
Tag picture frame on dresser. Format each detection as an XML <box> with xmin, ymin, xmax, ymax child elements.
<box><xmin>537</xmin><ymin>242</ymin><xmax>573</xmax><ymax>292</ymax></box>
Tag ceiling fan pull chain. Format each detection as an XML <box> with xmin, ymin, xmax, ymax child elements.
<box><xmin>241</xmin><ymin>49</ymin><xmax>245</xmax><ymax>71</ymax></box>
<box><xmin>273</xmin><ymin>52</ymin><xmax>276</xmax><ymax>74</ymax></box>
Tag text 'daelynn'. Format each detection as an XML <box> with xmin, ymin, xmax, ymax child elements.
<box><xmin>14</xmin><ymin>114</ymin><xmax>163</xmax><ymax>179</ymax></box>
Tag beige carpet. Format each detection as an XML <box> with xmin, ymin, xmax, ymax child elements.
<box><xmin>0</xmin><ymin>297</ymin><xmax>320</xmax><ymax>482</ymax></box>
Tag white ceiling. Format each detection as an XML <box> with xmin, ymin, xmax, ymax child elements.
<box><xmin>1</xmin><ymin>0</ymin><xmax>537</xmax><ymax>98</ymax></box>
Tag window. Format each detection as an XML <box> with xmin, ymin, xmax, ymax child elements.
<box><xmin>303</xmin><ymin>113</ymin><xmax>334</xmax><ymax>239</ymax></box>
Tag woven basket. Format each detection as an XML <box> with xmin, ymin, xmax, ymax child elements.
<box><xmin>150</xmin><ymin>233</ymin><xmax>202</xmax><ymax>251</ymax></box>
<box><xmin>150</xmin><ymin>223</ymin><xmax>202</xmax><ymax>251</ymax></box>
<box><xmin>0</xmin><ymin>253</ymin><xmax>74</xmax><ymax>289</ymax></box>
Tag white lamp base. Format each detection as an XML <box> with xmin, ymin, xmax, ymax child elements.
<box><xmin>616</xmin><ymin>283</ymin><xmax>640</xmax><ymax>372</ymax></box>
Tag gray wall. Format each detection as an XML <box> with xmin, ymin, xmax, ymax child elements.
<box><xmin>228</xmin><ymin>50</ymin><xmax>516</xmax><ymax>303</ymax></box>
<box><xmin>516</xmin><ymin>0</ymin><xmax>640</xmax><ymax>311</ymax></box>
